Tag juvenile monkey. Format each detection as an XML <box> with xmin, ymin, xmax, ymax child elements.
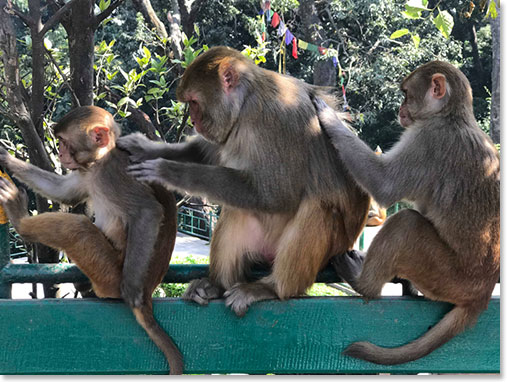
<box><xmin>0</xmin><ymin>106</ymin><xmax>183</xmax><ymax>374</ymax></box>
<box><xmin>118</xmin><ymin>46</ymin><xmax>370</xmax><ymax>316</ymax></box>
<box><xmin>313</xmin><ymin>61</ymin><xmax>500</xmax><ymax>365</ymax></box>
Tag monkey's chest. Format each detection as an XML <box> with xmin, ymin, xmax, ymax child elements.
<box><xmin>89</xmin><ymin>198</ymin><xmax>127</xmax><ymax>252</ymax></box>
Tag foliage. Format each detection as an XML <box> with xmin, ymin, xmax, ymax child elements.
<box><xmin>154</xmin><ymin>253</ymin><xmax>209</xmax><ymax>298</ymax></box>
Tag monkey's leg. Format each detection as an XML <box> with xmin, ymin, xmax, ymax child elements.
<box><xmin>183</xmin><ymin>208</ymin><xmax>263</xmax><ymax>305</ymax></box>
<box><xmin>224</xmin><ymin>200</ymin><xmax>335</xmax><ymax>316</ymax></box>
<box><xmin>349</xmin><ymin>209</ymin><xmax>472</xmax><ymax>302</ymax></box>
<box><xmin>17</xmin><ymin>213</ymin><xmax>123</xmax><ymax>298</ymax></box>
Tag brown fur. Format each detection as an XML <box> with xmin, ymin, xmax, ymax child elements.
<box><xmin>118</xmin><ymin>46</ymin><xmax>370</xmax><ymax>316</ymax></box>
<box><xmin>315</xmin><ymin>61</ymin><xmax>500</xmax><ymax>364</ymax></box>
<box><xmin>0</xmin><ymin>106</ymin><xmax>183</xmax><ymax>374</ymax></box>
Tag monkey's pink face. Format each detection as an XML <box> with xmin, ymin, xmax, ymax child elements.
<box><xmin>57</xmin><ymin>134</ymin><xmax>80</xmax><ymax>170</ymax></box>
<box><xmin>398</xmin><ymin>104</ymin><xmax>413</xmax><ymax>128</ymax></box>
<box><xmin>188</xmin><ymin>99</ymin><xmax>204</xmax><ymax>135</ymax></box>
<box><xmin>398</xmin><ymin>89</ymin><xmax>414</xmax><ymax>128</ymax></box>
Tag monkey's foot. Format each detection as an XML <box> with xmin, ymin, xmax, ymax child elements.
<box><xmin>183</xmin><ymin>278</ymin><xmax>224</xmax><ymax>305</ymax></box>
<box><xmin>330</xmin><ymin>250</ymin><xmax>365</xmax><ymax>290</ymax></box>
<box><xmin>0</xmin><ymin>177</ymin><xmax>28</xmax><ymax>227</ymax></box>
<box><xmin>223</xmin><ymin>282</ymin><xmax>278</xmax><ymax>317</ymax></box>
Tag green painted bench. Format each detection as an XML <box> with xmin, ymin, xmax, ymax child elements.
<box><xmin>0</xmin><ymin>224</ymin><xmax>500</xmax><ymax>375</ymax></box>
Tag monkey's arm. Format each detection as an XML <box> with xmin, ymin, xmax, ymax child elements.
<box><xmin>314</xmin><ymin>98</ymin><xmax>405</xmax><ymax>207</ymax></box>
<box><xmin>0</xmin><ymin>148</ymin><xmax>87</xmax><ymax>205</ymax></box>
<box><xmin>128</xmin><ymin>159</ymin><xmax>286</xmax><ymax>212</ymax></box>
<box><xmin>117</xmin><ymin>133</ymin><xmax>218</xmax><ymax>164</ymax></box>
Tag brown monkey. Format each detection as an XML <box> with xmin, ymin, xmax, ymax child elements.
<box><xmin>313</xmin><ymin>61</ymin><xmax>500</xmax><ymax>365</ymax></box>
<box><xmin>117</xmin><ymin>46</ymin><xmax>370</xmax><ymax>316</ymax></box>
<box><xmin>0</xmin><ymin>106</ymin><xmax>183</xmax><ymax>374</ymax></box>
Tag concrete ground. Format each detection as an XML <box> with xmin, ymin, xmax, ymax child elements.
<box><xmin>10</xmin><ymin>227</ymin><xmax>499</xmax><ymax>298</ymax></box>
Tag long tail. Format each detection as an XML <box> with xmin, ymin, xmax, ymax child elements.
<box><xmin>344</xmin><ymin>305</ymin><xmax>480</xmax><ymax>365</ymax></box>
<box><xmin>133</xmin><ymin>306</ymin><xmax>184</xmax><ymax>375</ymax></box>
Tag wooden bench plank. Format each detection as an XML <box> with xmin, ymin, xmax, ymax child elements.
<box><xmin>0</xmin><ymin>296</ymin><xmax>499</xmax><ymax>374</ymax></box>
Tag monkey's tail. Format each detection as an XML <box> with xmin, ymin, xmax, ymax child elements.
<box><xmin>344</xmin><ymin>305</ymin><xmax>481</xmax><ymax>365</ymax></box>
<box><xmin>133</xmin><ymin>306</ymin><xmax>184</xmax><ymax>375</ymax></box>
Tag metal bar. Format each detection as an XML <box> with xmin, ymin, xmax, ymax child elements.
<box><xmin>0</xmin><ymin>224</ymin><xmax>12</xmax><ymax>298</ymax></box>
<box><xmin>1</xmin><ymin>263</ymin><xmax>344</xmax><ymax>284</ymax></box>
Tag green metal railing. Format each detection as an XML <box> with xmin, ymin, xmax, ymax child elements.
<box><xmin>177</xmin><ymin>205</ymin><xmax>218</xmax><ymax>241</ymax></box>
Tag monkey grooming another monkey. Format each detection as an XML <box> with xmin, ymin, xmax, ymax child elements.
<box><xmin>313</xmin><ymin>61</ymin><xmax>500</xmax><ymax>365</ymax></box>
<box><xmin>118</xmin><ymin>46</ymin><xmax>370</xmax><ymax>316</ymax></box>
<box><xmin>0</xmin><ymin>106</ymin><xmax>183</xmax><ymax>374</ymax></box>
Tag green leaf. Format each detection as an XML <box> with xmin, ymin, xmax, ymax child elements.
<box><xmin>390</xmin><ymin>29</ymin><xmax>410</xmax><ymax>39</ymax></box>
<box><xmin>99</xmin><ymin>0</ymin><xmax>111</xmax><ymax>12</ymax></box>
<box><xmin>194</xmin><ymin>24</ymin><xmax>200</xmax><ymax>37</ymax></box>
<box><xmin>486</xmin><ymin>0</ymin><xmax>498</xmax><ymax>19</ymax></box>
<box><xmin>117</xmin><ymin>97</ymin><xmax>130</xmax><ymax>107</ymax></box>
<box><xmin>433</xmin><ymin>10</ymin><xmax>454</xmax><ymax>39</ymax></box>
<box><xmin>411</xmin><ymin>33</ymin><xmax>421</xmax><ymax>48</ymax></box>
<box><xmin>402</xmin><ymin>8</ymin><xmax>422</xmax><ymax>19</ymax></box>
<box><xmin>406</xmin><ymin>0</ymin><xmax>429</xmax><ymax>10</ymax></box>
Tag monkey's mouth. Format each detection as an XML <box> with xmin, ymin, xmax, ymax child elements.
<box><xmin>189</xmin><ymin>100</ymin><xmax>203</xmax><ymax>133</ymax></box>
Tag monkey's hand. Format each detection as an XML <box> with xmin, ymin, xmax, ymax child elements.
<box><xmin>0</xmin><ymin>146</ymin><xmax>30</xmax><ymax>175</ymax></box>
<box><xmin>330</xmin><ymin>250</ymin><xmax>365</xmax><ymax>293</ymax></box>
<box><xmin>0</xmin><ymin>146</ymin><xmax>14</xmax><ymax>170</ymax></box>
<box><xmin>0</xmin><ymin>177</ymin><xmax>28</xmax><ymax>229</ymax></box>
<box><xmin>312</xmin><ymin>96</ymin><xmax>351</xmax><ymax>138</ymax></box>
<box><xmin>116</xmin><ymin>133</ymin><xmax>161</xmax><ymax>162</ymax></box>
<box><xmin>127</xmin><ymin>158</ymin><xmax>178</xmax><ymax>189</ymax></box>
<box><xmin>183</xmin><ymin>278</ymin><xmax>224</xmax><ymax>305</ymax></box>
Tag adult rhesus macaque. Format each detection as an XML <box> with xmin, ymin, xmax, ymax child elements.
<box><xmin>313</xmin><ymin>61</ymin><xmax>500</xmax><ymax>365</ymax></box>
<box><xmin>118</xmin><ymin>46</ymin><xmax>370</xmax><ymax>316</ymax></box>
<box><xmin>0</xmin><ymin>106</ymin><xmax>183</xmax><ymax>374</ymax></box>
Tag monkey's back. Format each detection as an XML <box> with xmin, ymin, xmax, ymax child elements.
<box><xmin>221</xmin><ymin>68</ymin><xmax>369</xmax><ymax>244</ymax></box>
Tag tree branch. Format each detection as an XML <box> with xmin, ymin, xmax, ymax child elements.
<box><xmin>4</xmin><ymin>1</ymin><xmax>35</xmax><ymax>28</ymax></box>
<box><xmin>94</xmin><ymin>0</ymin><xmax>125</xmax><ymax>27</ymax></box>
<box><xmin>39</xmin><ymin>0</ymin><xmax>81</xmax><ymax>36</ymax></box>
<box><xmin>45</xmin><ymin>46</ymin><xmax>81</xmax><ymax>107</ymax></box>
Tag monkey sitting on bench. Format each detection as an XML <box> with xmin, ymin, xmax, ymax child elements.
<box><xmin>0</xmin><ymin>106</ymin><xmax>183</xmax><ymax>374</ymax></box>
<box><xmin>313</xmin><ymin>61</ymin><xmax>500</xmax><ymax>365</ymax></box>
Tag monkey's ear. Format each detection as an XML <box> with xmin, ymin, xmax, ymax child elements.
<box><xmin>91</xmin><ymin>126</ymin><xmax>110</xmax><ymax>148</ymax></box>
<box><xmin>430</xmin><ymin>74</ymin><xmax>447</xmax><ymax>99</ymax></box>
<box><xmin>218</xmin><ymin>59</ymin><xmax>239</xmax><ymax>94</ymax></box>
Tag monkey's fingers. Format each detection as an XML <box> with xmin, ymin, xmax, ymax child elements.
<box><xmin>0</xmin><ymin>177</ymin><xmax>18</xmax><ymax>201</ymax></box>
<box><xmin>311</xmin><ymin>96</ymin><xmax>330</xmax><ymax>112</ymax></box>
<box><xmin>127</xmin><ymin>162</ymin><xmax>160</xmax><ymax>184</ymax></box>
<box><xmin>224</xmin><ymin>285</ymin><xmax>252</xmax><ymax>317</ymax></box>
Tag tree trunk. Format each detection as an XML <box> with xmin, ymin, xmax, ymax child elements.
<box><xmin>177</xmin><ymin>0</ymin><xmax>204</xmax><ymax>38</ymax></box>
<box><xmin>298</xmin><ymin>0</ymin><xmax>336</xmax><ymax>86</ymax></box>
<box><xmin>490</xmin><ymin>7</ymin><xmax>500</xmax><ymax>144</ymax></box>
<box><xmin>167</xmin><ymin>0</ymin><xmax>184</xmax><ymax>64</ymax></box>
<box><xmin>61</xmin><ymin>0</ymin><xmax>95</xmax><ymax>106</ymax></box>
<box><xmin>0</xmin><ymin>1</ymin><xmax>59</xmax><ymax>297</ymax></box>
<box><xmin>28</xmin><ymin>0</ymin><xmax>46</xmax><ymax>139</ymax></box>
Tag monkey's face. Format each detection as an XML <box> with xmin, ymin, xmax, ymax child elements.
<box><xmin>398</xmin><ymin>89</ymin><xmax>414</xmax><ymax>128</ymax></box>
<box><xmin>398</xmin><ymin>96</ymin><xmax>414</xmax><ymax>128</ymax></box>
<box><xmin>57</xmin><ymin>132</ymin><xmax>81</xmax><ymax>170</ymax></box>
<box><xmin>178</xmin><ymin>88</ymin><xmax>238</xmax><ymax>145</ymax></box>
<box><xmin>57</xmin><ymin>129</ymin><xmax>98</xmax><ymax>170</ymax></box>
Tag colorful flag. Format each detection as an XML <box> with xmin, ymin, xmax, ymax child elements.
<box><xmin>277</xmin><ymin>21</ymin><xmax>287</xmax><ymax>36</ymax></box>
<box><xmin>292</xmin><ymin>37</ymin><xmax>298</xmax><ymax>59</ymax></box>
<box><xmin>285</xmin><ymin>29</ymin><xmax>294</xmax><ymax>45</ymax></box>
<box><xmin>271</xmin><ymin>12</ymin><xmax>280</xmax><ymax>28</ymax></box>
<box><xmin>298</xmin><ymin>40</ymin><xmax>308</xmax><ymax>49</ymax></box>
